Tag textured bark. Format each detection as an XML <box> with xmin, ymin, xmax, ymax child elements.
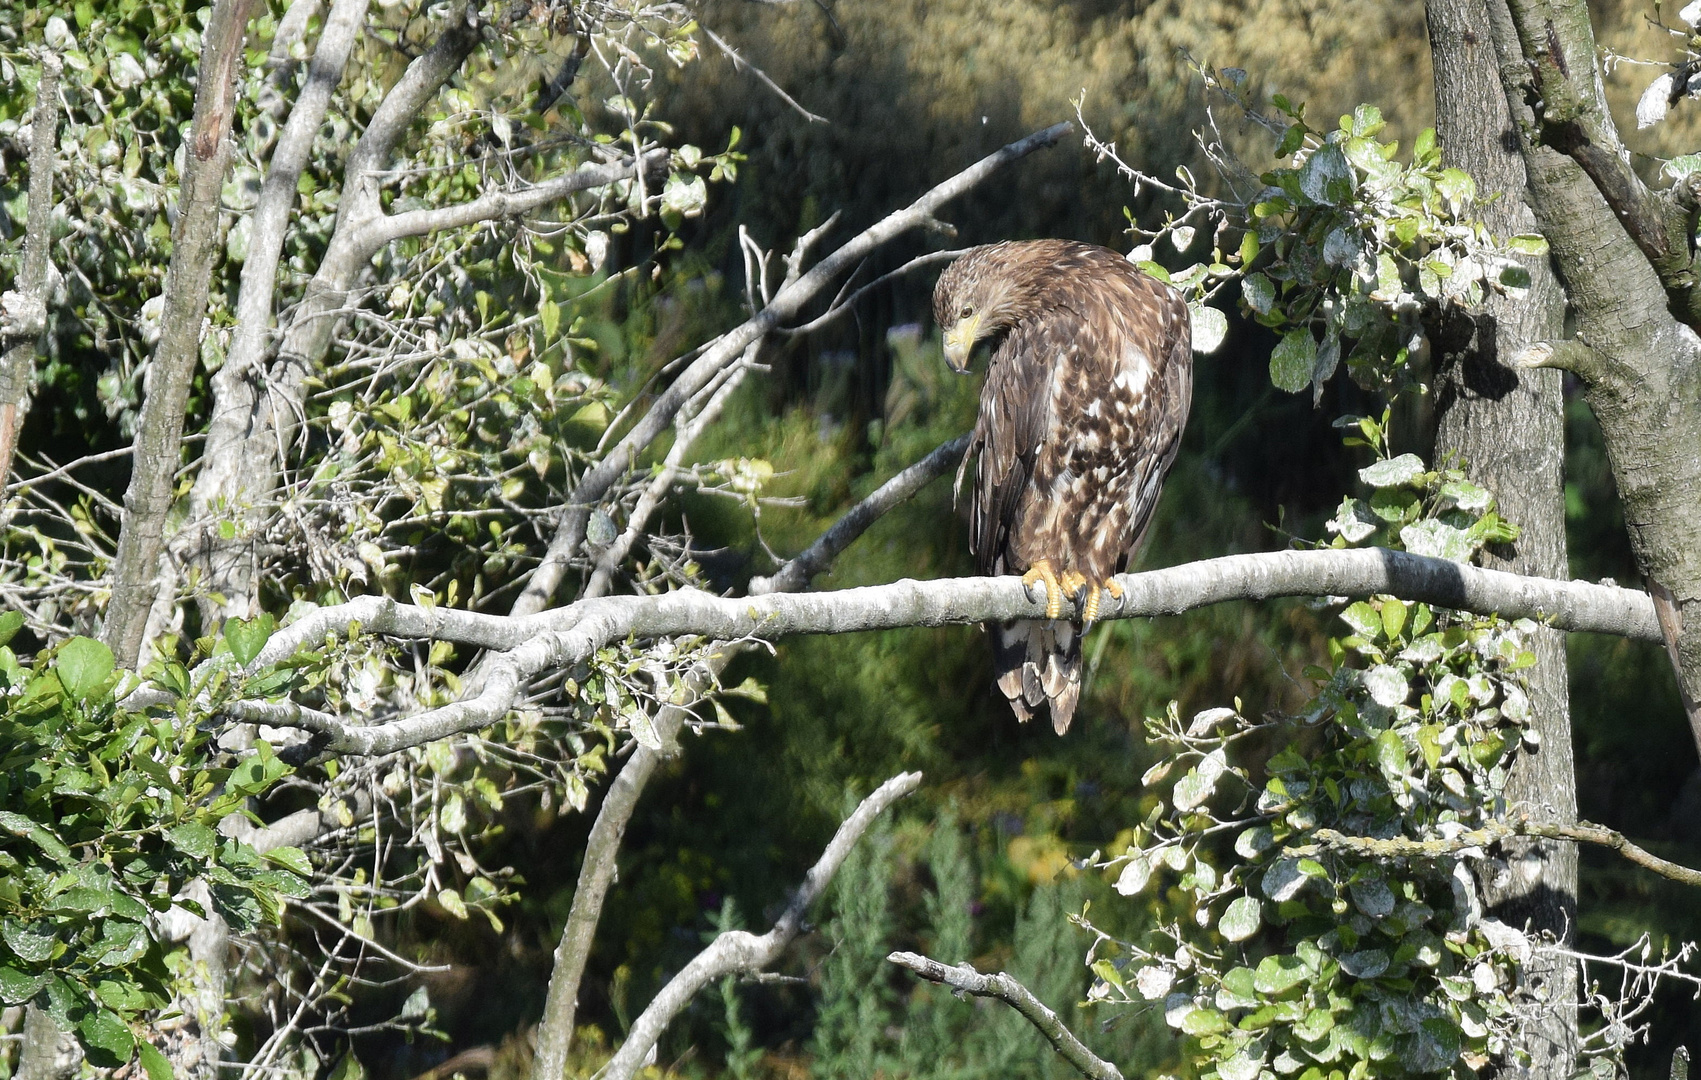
<box><xmin>0</xmin><ymin>52</ymin><xmax>62</xmax><ymax>497</ymax></box>
<box><xmin>1427</xmin><ymin>2</ymin><xmax>1578</xmax><ymax>1073</ymax></box>
<box><xmin>14</xmin><ymin>1006</ymin><xmax>80</xmax><ymax>1080</ymax></box>
<box><xmin>103</xmin><ymin>0</ymin><xmax>257</xmax><ymax>667</ymax></box>
<box><xmin>1487</xmin><ymin>0</ymin><xmax>1701</xmax><ymax>759</ymax></box>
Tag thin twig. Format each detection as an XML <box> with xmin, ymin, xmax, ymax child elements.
<box><xmin>887</xmin><ymin>952</ymin><xmax>1124</xmax><ymax>1080</ymax></box>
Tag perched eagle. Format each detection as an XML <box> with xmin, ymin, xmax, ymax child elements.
<box><xmin>933</xmin><ymin>239</ymin><xmax>1193</xmax><ymax>734</ymax></box>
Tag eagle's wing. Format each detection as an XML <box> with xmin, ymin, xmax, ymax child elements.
<box><xmin>969</xmin><ymin>319</ymin><xmax>1059</xmax><ymax>577</ymax></box>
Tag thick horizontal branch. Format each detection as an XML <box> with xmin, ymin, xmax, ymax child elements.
<box><xmin>239</xmin><ymin>547</ymin><xmax>1659</xmax><ymax>755</ymax></box>
<box><xmin>602</xmin><ymin>772</ymin><xmax>921</xmax><ymax>1080</ymax></box>
<box><xmin>887</xmin><ymin>952</ymin><xmax>1123</xmax><ymax>1080</ymax></box>
<box><xmin>1291</xmin><ymin>820</ymin><xmax>1701</xmax><ymax>890</ymax></box>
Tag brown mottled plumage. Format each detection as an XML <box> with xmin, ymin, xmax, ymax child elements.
<box><xmin>933</xmin><ymin>240</ymin><xmax>1192</xmax><ymax>734</ymax></box>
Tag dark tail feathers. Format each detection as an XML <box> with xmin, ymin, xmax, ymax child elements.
<box><xmin>989</xmin><ymin>619</ymin><xmax>1082</xmax><ymax>734</ymax></box>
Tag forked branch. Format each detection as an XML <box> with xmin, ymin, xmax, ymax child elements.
<box><xmin>601</xmin><ymin>772</ymin><xmax>922</xmax><ymax>1080</ymax></box>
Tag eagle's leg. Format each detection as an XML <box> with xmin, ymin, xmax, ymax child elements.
<box><xmin>1079</xmin><ymin>578</ymin><xmax>1124</xmax><ymax>626</ymax></box>
<box><xmin>1021</xmin><ymin>559</ymin><xmax>1067</xmax><ymax>619</ymax></box>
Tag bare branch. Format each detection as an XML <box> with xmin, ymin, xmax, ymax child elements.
<box><xmin>701</xmin><ymin>24</ymin><xmax>826</xmax><ymax>124</ymax></box>
<box><xmin>364</xmin><ymin>151</ymin><xmax>667</xmax><ymax>245</ymax></box>
<box><xmin>777</xmin><ymin>248</ymin><xmax>969</xmax><ymax>337</ymax></box>
<box><xmin>0</xmin><ymin>50</ymin><xmax>64</xmax><ymax>497</ymax></box>
<box><xmin>509</xmin><ymin>121</ymin><xmax>1077</xmax><ymax>617</ymax></box>
<box><xmin>212</xmin><ymin>547</ymin><xmax>1660</xmax><ymax>756</ymax></box>
<box><xmin>529</xmin><ymin>683</ymin><xmax>698</xmax><ymax>1080</ymax></box>
<box><xmin>750</xmin><ymin>434</ymin><xmax>969</xmax><ymax>594</ymax></box>
<box><xmin>602</xmin><ymin>773</ymin><xmax>922</xmax><ymax>1080</ymax></box>
<box><xmin>222</xmin><ymin>0</ymin><xmax>371</xmax><ymax>385</ymax></box>
<box><xmin>887</xmin><ymin>952</ymin><xmax>1123</xmax><ymax>1080</ymax></box>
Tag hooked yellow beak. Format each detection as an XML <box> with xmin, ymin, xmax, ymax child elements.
<box><xmin>943</xmin><ymin>316</ymin><xmax>980</xmax><ymax>373</ymax></box>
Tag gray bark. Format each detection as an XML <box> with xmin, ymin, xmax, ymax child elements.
<box><xmin>186</xmin><ymin>548</ymin><xmax>1663</xmax><ymax>758</ymax></box>
<box><xmin>14</xmin><ymin>1006</ymin><xmax>80</xmax><ymax>1080</ymax></box>
<box><xmin>0</xmin><ymin>51</ymin><xmax>62</xmax><ymax>497</ymax></box>
<box><xmin>103</xmin><ymin>0</ymin><xmax>258</xmax><ymax>667</ymax></box>
<box><xmin>600</xmin><ymin>773</ymin><xmax>922</xmax><ymax>1080</ymax></box>
<box><xmin>1487</xmin><ymin>0</ymin><xmax>1701</xmax><ymax>757</ymax></box>
<box><xmin>1427</xmin><ymin>1</ymin><xmax>1578</xmax><ymax>1071</ymax></box>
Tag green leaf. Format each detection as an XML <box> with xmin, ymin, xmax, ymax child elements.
<box><xmin>263</xmin><ymin>846</ymin><xmax>313</xmax><ymax>878</ymax></box>
<box><xmin>223</xmin><ymin>614</ymin><xmax>275</xmax><ymax>668</ymax></box>
<box><xmin>1380</xmin><ymin>599</ymin><xmax>1407</xmax><ymax>641</ymax></box>
<box><xmin>1503</xmin><ymin>234</ymin><xmax>1549</xmax><ymax>256</ymax></box>
<box><xmin>56</xmin><ymin>636</ymin><xmax>114</xmax><ymax>702</ymax></box>
<box><xmin>1242</xmin><ymin>272</ymin><xmax>1276</xmax><ymax>315</ymax></box>
<box><xmin>0</xmin><ymin>610</ymin><xmax>23</xmax><ymax>648</ymax></box>
<box><xmin>1374</xmin><ymin>728</ymin><xmax>1409</xmax><ymax>776</ymax></box>
<box><xmin>1270</xmin><ymin>329</ymin><xmax>1317</xmax><ymax>393</ymax></box>
<box><xmin>1253</xmin><ymin>953</ymin><xmax>1309</xmax><ymax>995</ymax></box>
<box><xmin>138</xmin><ymin>1042</ymin><xmax>173</xmax><ymax>1080</ymax></box>
<box><xmin>1358</xmin><ymin>453</ymin><xmax>1425</xmax><ymax>488</ymax></box>
<box><xmin>166</xmin><ymin>822</ymin><xmax>217</xmax><ymax>861</ymax></box>
<box><xmin>1339</xmin><ymin>601</ymin><xmax>1381</xmax><ymax>639</ymax></box>
<box><xmin>540</xmin><ymin>298</ymin><xmax>560</xmax><ymax>342</ymax></box>
<box><xmin>1437</xmin><ymin>167</ymin><xmax>1476</xmax><ymax>212</ymax></box>
<box><xmin>1180</xmin><ymin>1006</ymin><xmax>1229</xmax><ymax>1035</ymax></box>
<box><xmin>0</xmin><ymin>966</ymin><xmax>46</xmax><ymax>1004</ymax></box>
<box><xmin>1219</xmin><ymin>896</ymin><xmax>1262</xmax><ymax>942</ymax></box>
<box><xmin>75</xmin><ymin>1006</ymin><xmax>135</xmax><ymax>1067</ymax></box>
<box><xmin>1498</xmin><ymin>263</ymin><xmax>1532</xmax><ymax>288</ymax></box>
<box><xmin>1115</xmin><ymin>852</ymin><xmax>1152</xmax><ymax>896</ymax></box>
<box><xmin>1190</xmin><ymin>304</ymin><xmax>1228</xmax><ymax>354</ymax></box>
<box><xmin>0</xmin><ymin>813</ymin><xmax>73</xmax><ymax>865</ymax></box>
<box><xmin>437</xmin><ymin>888</ymin><xmax>468</xmax><ymax>919</ymax></box>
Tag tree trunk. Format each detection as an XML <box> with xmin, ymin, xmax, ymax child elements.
<box><xmin>1426</xmin><ymin>2</ymin><xmax>1578</xmax><ymax>1073</ymax></box>
<box><xmin>1486</xmin><ymin>0</ymin><xmax>1701</xmax><ymax>758</ymax></box>
<box><xmin>103</xmin><ymin>0</ymin><xmax>257</xmax><ymax>667</ymax></box>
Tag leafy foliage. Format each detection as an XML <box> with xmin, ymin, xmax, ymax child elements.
<box><xmin>0</xmin><ymin>618</ymin><xmax>305</xmax><ymax>1070</ymax></box>
<box><xmin>1087</xmin><ymin>436</ymin><xmax>1544</xmax><ymax>1078</ymax></box>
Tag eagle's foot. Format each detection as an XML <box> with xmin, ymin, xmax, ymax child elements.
<box><xmin>1079</xmin><ymin>577</ymin><xmax>1124</xmax><ymax>626</ymax></box>
<box><xmin>1022</xmin><ymin>560</ymin><xmax>1066</xmax><ymax>619</ymax></box>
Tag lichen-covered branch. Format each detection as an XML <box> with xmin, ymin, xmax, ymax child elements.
<box><xmin>509</xmin><ymin>121</ymin><xmax>1076</xmax><ymax>616</ymax></box>
<box><xmin>1290</xmin><ymin>821</ymin><xmax>1701</xmax><ymax>890</ymax></box>
<box><xmin>601</xmin><ymin>772</ymin><xmax>922</xmax><ymax>1080</ymax></box>
<box><xmin>0</xmin><ymin>50</ymin><xmax>62</xmax><ymax>497</ymax></box>
<box><xmin>219</xmin><ymin>548</ymin><xmax>1659</xmax><ymax>756</ymax></box>
<box><xmin>886</xmin><ymin>952</ymin><xmax>1123</xmax><ymax>1080</ymax></box>
<box><xmin>103</xmin><ymin>0</ymin><xmax>258</xmax><ymax>667</ymax></box>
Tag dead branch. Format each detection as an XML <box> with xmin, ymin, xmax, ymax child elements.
<box><xmin>750</xmin><ymin>433</ymin><xmax>970</xmax><ymax>594</ymax></box>
<box><xmin>601</xmin><ymin>772</ymin><xmax>922</xmax><ymax>1080</ymax></box>
<box><xmin>1290</xmin><ymin>820</ymin><xmax>1701</xmax><ymax>890</ymax></box>
<box><xmin>204</xmin><ymin>547</ymin><xmax>1660</xmax><ymax>756</ymax></box>
<box><xmin>887</xmin><ymin>952</ymin><xmax>1124</xmax><ymax>1080</ymax></box>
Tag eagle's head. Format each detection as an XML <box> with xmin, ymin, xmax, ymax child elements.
<box><xmin>932</xmin><ymin>242</ymin><xmax>1053</xmax><ymax>373</ymax></box>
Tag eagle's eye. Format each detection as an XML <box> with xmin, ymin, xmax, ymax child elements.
<box><xmin>958</xmin><ymin>305</ymin><xmax>974</xmax><ymax>320</ymax></box>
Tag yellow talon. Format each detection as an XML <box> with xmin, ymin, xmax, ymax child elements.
<box><xmin>1022</xmin><ymin>559</ymin><xmax>1066</xmax><ymax>619</ymax></box>
<box><xmin>1082</xmin><ymin>585</ymin><xmax>1102</xmax><ymax>625</ymax></box>
<box><xmin>1081</xmin><ymin>578</ymin><xmax>1122</xmax><ymax>625</ymax></box>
